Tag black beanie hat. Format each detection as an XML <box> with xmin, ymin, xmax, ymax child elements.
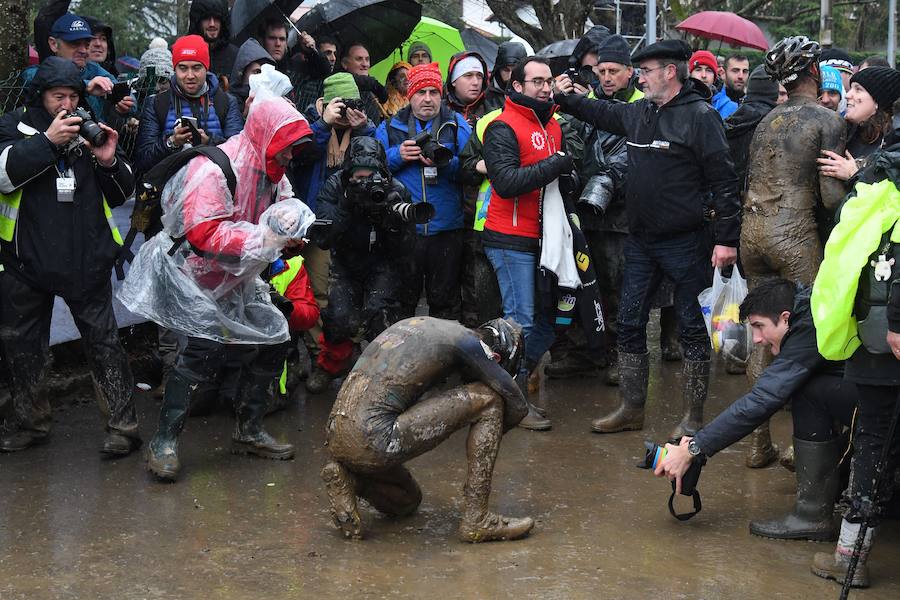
<box><xmin>747</xmin><ymin>64</ymin><xmax>779</xmax><ymax>100</ymax></box>
<box><xmin>850</xmin><ymin>66</ymin><xmax>900</xmax><ymax>112</ymax></box>
<box><xmin>596</xmin><ymin>35</ymin><xmax>631</xmax><ymax>66</ymax></box>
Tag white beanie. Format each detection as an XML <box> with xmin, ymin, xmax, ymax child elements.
<box><xmin>450</xmin><ymin>56</ymin><xmax>485</xmax><ymax>84</ymax></box>
<box><xmin>149</xmin><ymin>37</ymin><xmax>168</xmax><ymax>50</ymax></box>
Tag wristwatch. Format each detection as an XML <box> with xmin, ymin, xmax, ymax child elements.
<box><xmin>165</xmin><ymin>136</ymin><xmax>178</xmax><ymax>150</ymax></box>
<box><xmin>687</xmin><ymin>438</ymin><xmax>703</xmax><ymax>457</ymax></box>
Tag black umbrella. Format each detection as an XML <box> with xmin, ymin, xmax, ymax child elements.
<box><xmin>295</xmin><ymin>0</ymin><xmax>422</xmax><ymax>65</ymax></box>
<box><xmin>536</xmin><ymin>39</ymin><xmax>579</xmax><ymax>75</ymax></box>
<box><xmin>460</xmin><ymin>29</ymin><xmax>499</xmax><ymax>72</ymax></box>
<box><xmin>231</xmin><ymin>0</ymin><xmax>305</xmax><ymax>46</ymax></box>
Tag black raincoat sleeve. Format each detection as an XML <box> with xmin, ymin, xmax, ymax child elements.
<box><xmin>457</xmin><ymin>132</ymin><xmax>484</xmax><ymax>187</ymax></box>
<box><xmin>311</xmin><ymin>172</ymin><xmax>349</xmax><ymax>249</ymax></box>
<box><xmin>34</xmin><ymin>0</ymin><xmax>72</xmax><ymax>62</ymax></box>
<box><xmin>483</xmin><ymin>121</ymin><xmax>571</xmax><ymax>198</ymax></box>
<box><xmin>558</xmin><ymin>114</ymin><xmax>584</xmax><ymax>164</ymax></box>
<box><xmin>553</xmin><ymin>93</ymin><xmax>632</xmax><ymax>138</ymax></box>
<box><xmin>890</xmin><ymin>279</ymin><xmax>900</xmax><ymax>333</ymax></box>
<box><xmin>693</xmin><ymin>293</ymin><xmax>826</xmax><ymax>457</ymax></box>
<box><xmin>694</xmin><ymin>111</ymin><xmax>741</xmax><ymax>246</ymax></box>
<box><xmin>354</xmin><ymin>75</ymin><xmax>389</xmax><ymax>104</ymax></box>
<box><xmin>93</xmin><ymin>149</ymin><xmax>135</xmax><ymax>208</ymax></box>
<box><xmin>0</xmin><ymin>113</ymin><xmax>57</xmax><ymax>191</ymax></box>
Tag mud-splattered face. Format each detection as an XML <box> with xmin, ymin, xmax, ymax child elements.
<box><xmin>845</xmin><ymin>82</ymin><xmax>878</xmax><ymax>124</ymax></box>
<box><xmin>748</xmin><ymin>312</ymin><xmax>790</xmax><ymax>356</ymax></box>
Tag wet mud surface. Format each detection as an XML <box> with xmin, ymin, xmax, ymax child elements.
<box><xmin>1</xmin><ymin>350</ymin><xmax>898</xmax><ymax>599</ymax></box>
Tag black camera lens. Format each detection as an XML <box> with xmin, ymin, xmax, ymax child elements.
<box><xmin>70</xmin><ymin>107</ymin><xmax>107</xmax><ymax>147</ymax></box>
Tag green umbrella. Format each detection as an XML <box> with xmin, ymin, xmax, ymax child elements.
<box><xmin>368</xmin><ymin>17</ymin><xmax>465</xmax><ymax>84</ymax></box>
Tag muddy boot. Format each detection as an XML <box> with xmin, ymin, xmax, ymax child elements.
<box><xmin>527</xmin><ymin>352</ymin><xmax>550</xmax><ymax>418</ymax></box>
<box><xmin>604</xmin><ymin>349</ymin><xmax>619</xmax><ymax>386</ymax></box>
<box><xmin>321</xmin><ymin>461</ymin><xmax>362</xmax><ymax>539</ymax></box>
<box><xmin>746</xmin><ymin>421</ymin><xmax>779</xmax><ymax>468</ymax></box>
<box><xmin>669</xmin><ymin>359</ymin><xmax>709</xmax><ymax>442</ymax></box>
<box><xmin>749</xmin><ymin>437</ymin><xmax>841</xmax><ymax>541</ymax></box>
<box><xmin>780</xmin><ymin>444</ymin><xmax>796</xmax><ymax>472</ymax></box>
<box><xmin>515</xmin><ymin>367</ymin><xmax>551</xmax><ymax>431</ymax></box>
<box><xmin>545</xmin><ymin>354</ymin><xmax>600</xmax><ymax>379</ymax></box>
<box><xmin>0</xmin><ymin>430</ymin><xmax>49</xmax><ymax>452</ymax></box>
<box><xmin>811</xmin><ymin>519</ymin><xmax>873</xmax><ymax>588</ymax></box>
<box><xmin>458</xmin><ymin>512</ymin><xmax>535</xmax><ymax>543</ymax></box>
<box><xmin>305</xmin><ymin>365</ymin><xmax>335</xmax><ymax>394</ymax></box>
<box><xmin>591</xmin><ymin>351</ymin><xmax>648</xmax><ymax>433</ymax></box>
<box><xmin>146</xmin><ymin>372</ymin><xmax>192</xmax><ymax>481</ymax></box>
<box><xmin>659</xmin><ymin>306</ymin><xmax>682</xmax><ymax>362</ymax></box>
<box><xmin>101</xmin><ymin>432</ymin><xmax>142</xmax><ymax>457</ymax></box>
<box><xmin>231</xmin><ymin>374</ymin><xmax>295</xmax><ymax>460</ymax></box>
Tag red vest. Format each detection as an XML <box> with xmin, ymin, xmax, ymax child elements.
<box><xmin>483</xmin><ymin>97</ymin><xmax>562</xmax><ymax>239</ymax></box>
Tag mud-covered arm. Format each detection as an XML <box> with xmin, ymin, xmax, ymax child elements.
<box><xmin>456</xmin><ymin>338</ymin><xmax>527</xmax><ymax>431</ymax></box>
<box><xmin>696</xmin><ymin>110</ymin><xmax>741</xmax><ymax>246</ymax></box>
<box><xmin>818</xmin><ymin>115</ymin><xmax>850</xmax><ymax>211</ymax></box>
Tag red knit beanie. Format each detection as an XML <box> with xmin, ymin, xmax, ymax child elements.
<box><xmin>172</xmin><ymin>35</ymin><xmax>210</xmax><ymax>70</ymax></box>
<box><xmin>407</xmin><ymin>62</ymin><xmax>443</xmax><ymax>99</ymax></box>
<box><xmin>689</xmin><ymin>50</ymin><xmax>718</xmax><ymax>75</ymax></box>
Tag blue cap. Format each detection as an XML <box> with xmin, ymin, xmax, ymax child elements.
<box><xmin>819</xmin><ymin>64</ymin><xmax>843</xmax><ymax>97</ymax></box>
<box><xmin>50</xmin><ymin>14</ymin><xmax>93</xmax><ymax>42</ymax></box>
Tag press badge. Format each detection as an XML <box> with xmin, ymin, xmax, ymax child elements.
<box><xmin>56</xmin><ymin>177</ymin><xmax>76</xmax><ymax>202</ymax></box>
<box><xmin>423</xmin><ymin>165</ymin><xmax>438</xmax><ymax>184</ymax></box>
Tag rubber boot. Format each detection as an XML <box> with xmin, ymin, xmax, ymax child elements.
<box><xmin>591</xmin><ymin>351</ymin><xmax>648</xmax><ymax>433</ymax></box>
<box><xmin>516</xmin><ymin>362</ymin><xmax>551</xmax><ymax>431</ymax></box>
<box><xmin>746</xmin><ymin>421</ymin><xmax>779</xmax><ymax>468</ymax></box>
<box><xmin>811</xmin><ymin>519</ymin><xmax>873</xmax><ymax>588</ymax></box>
<box><xmin>659</xmin><ymin>306</ymin><xmax>683</xmax><ymax>362</ymax></box>
<box><xmin>231</xmin><ymin>374</ymin><xmax>295</xmax><ymax>460</ymax></box>
<box><xmin>669</xmin><ymin>359</ymin><xmax>709</xmax><ymax>442</ymax></box>
<box><xmin>749</xmin><ymin>437</ymin><xmax>841</xmax><ymax>541</ymax></box>
<box><xmin>603</xmin><ymin>349</ymin><xmax>619</xmax><ymax>386</ymax></box>
<box><xmin>527</xmin><ymin>352</ymin><xmax>550</xmax><ymax>418</ymax></box>
<box><xmin>146</xmin><ymin>372</ymin><xmax>192</xmax><ymax>481</ymax></box>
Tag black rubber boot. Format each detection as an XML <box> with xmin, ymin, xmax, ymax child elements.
<box><xmin>659</xmin><ymin>306</ymin><xmax>683</xmax><ymax>362</ymax></box>
<box><xmin>232</xmin><ymin>373</ymin><xmax>295</xmax><ymax>460</ymax></box>
<box><xmin>749</xmin><ymin>436</ymin><xmax>841</xmax><ymax>541</ymax></box>
<box><xmin>592</xmin><ymin>351</ymin><xmax>648</xmax><ymax>433</ymax></box>
<box><xmin>669</xmin><ymin>359</ymin><xmax>709</xmax><ymax>442</ymax></box>
<box><xmin>146</xmin><ymin>372</ymin><xmax>192</xmax><ymax>481</ymax></box>
<box><xmin>515</xmin><ymin>362</ymin><xmax>551</xmax><ymax>431</ymax></box>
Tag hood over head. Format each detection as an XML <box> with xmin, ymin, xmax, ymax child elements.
<box><xmin>229</xmin><ymin>96</ymin><xmax>312</xmax><ymax>184</ymax></box>
<box><xmin>571</xmin><ymin>25</ymin><xmax>611</xmax><ymax>67</ymax></box>
<box><xmin>492</xmin><ymin>41</ymin><xmax>527</xmax><ymax>80</ymax></box>
<box><xmin>189</xmin><ymin>0</ymin><xmax>231</xmax><ymax>48</ymax></box>
<box><xmin>447</xmin><ymin>51</ymin><xmax>489</xmax><ymax>90</ymax></box>
<box><xmin>26</xmin><ymin>56</ymin><xmax>85</xmax><ymax>107</ymax></box>
<box><xmin>83</xmin><ymin>16</ymin><xmax>117</xmax><ymax>75</ymax></box>
<box><xmin>229</xmin><ymin>38</ymin><xmax>275</xmax><ymax>99</ymax></box>
<box><xmin>343</xmin><ymin>135</ymin><xmax>389</xmax><ymax>178</ymax></box>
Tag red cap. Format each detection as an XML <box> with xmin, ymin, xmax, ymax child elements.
<box><xmin>688</xmin><ymin>50</ymin><xmax>718</xmax><ymax>75</ymax></box>
<box><xmin>172</xmin><ymin>35</ymin><xmax>210</xmax><ymax>70</ymax></box>
<box><xmin>407</xmin><ymin>62</ymin><xmax>443</xmax><ymax>99</ymax></box>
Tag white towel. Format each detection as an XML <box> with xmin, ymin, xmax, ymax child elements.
<box><xmin>540</xmin><ymin>179</ymin><xmax>581</xmax><ymax>289</ymax></box>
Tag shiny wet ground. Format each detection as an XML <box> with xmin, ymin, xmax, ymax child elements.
<box><xmin>1</xmin><ymin>354</ymin><xmax>897</xmax><ymax>599</ymax></box>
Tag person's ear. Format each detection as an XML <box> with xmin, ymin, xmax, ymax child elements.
<box><xmin>780</xmin><ymin>310</ymin><xmax>791</xmax><ymax>326</ymax></box>
<box><xmin>49</xmin><ymin>37</ymin><xmax>59</xmax><ymax>54</ymax></box>
<box><xmin>512</xmin><ymin>80</ymin><xmax>523</xmax><ymax>94</ymax></box>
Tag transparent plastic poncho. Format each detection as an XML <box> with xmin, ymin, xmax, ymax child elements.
<box><xmin>119</xmin><ymin>98</ymin><xmax>315</xmax><ymax>344</ymax></box>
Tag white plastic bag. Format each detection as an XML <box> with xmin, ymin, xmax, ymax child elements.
<box><xmin>698</xmin><ymin>266</ymin><xmax>749</xmax><ymax>353</ymax></box>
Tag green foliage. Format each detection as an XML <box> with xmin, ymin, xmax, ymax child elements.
<box><xmin>71</xmin><ymin>0</ymin><xmax>176</xmax><ymax>56</ymax></box>
<box><xmin>420</xmin><ymin>0</ymin><xmax>464</xmax><ymax>29</ymax></box>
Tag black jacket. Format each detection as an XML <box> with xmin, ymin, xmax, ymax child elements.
<box><xmin>694</xmin><ymin>287</ymin><xmax>844</xmax><ymax>456</ymax></box>
<box><xmin>0</xmin><ymin>106</ymin><xmax>134</xmax><ymax>298</ymax></box>
<box><xmin>189</xmin><ymin>0</ymin><xmax>239</xmax><ymax>80</ymax></box>
<box><xmin>724</xmin><ymin>95</ymin><xmax>776</xmax><ymax>192</ymax></box>
<box><xmin>555</xmin><ymin>78</ymin><xmax>741</xmax><ymax>245</ymax></box>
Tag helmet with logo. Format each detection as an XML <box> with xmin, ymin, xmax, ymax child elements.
<box><xmin>765</xmin><ymin>36</ymin><xmax>821</xmax><ymax>85</ymax></box>
<box><xmin>477</xmin><ymin>318</ymin><xmax>524</xmax><ymax>375</ymax></box>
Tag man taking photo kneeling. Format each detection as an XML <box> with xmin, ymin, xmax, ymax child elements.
<box><xmin>655</xmin><ymin>278</ymin><xmax>857</xmax><ymax>541</ymax></box>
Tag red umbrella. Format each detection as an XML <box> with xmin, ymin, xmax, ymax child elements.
<box><xmin>676</xmin><ymin>11</ymin><xmax>769</xmax><ymax>51</ymax></box>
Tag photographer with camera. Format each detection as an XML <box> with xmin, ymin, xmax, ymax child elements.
<box><xmin>653</xmin><ymin>279</ymin><xmax>857</xmax><ymax>541</ymax></box>
<box><xmin>304</xmin><ymin>137</ymin><xmax>419</xmax><ymax>392</ymax></box>
<box><xmin>375</xmin><ymin>62</ymin><xmax>472</xmax><ymax>323</ymax></box>
<box><xmin>0</xmin><ymin>57</ymin><xmax>141</xmax><ymax>456</ymax></box>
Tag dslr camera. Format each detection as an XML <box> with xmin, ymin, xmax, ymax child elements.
<box><xmin>347</xmin><ymin>173</ymin><xmax>434</xmax><ymax>225</ymax></box>
<box><xmin>340</xmin><ymin>98</ymin><xmax>365</xmax><ymax>118</ymax></box>
<box><xmin>411</xmin><ymin>131</ymin><xmax>453</xmax><ymax>168</ymax></box>
<box><xmin>67</xmin><ymin>107</ymin><xmax>107</xmax><ymax>147</ymax></box>
<box><xmin>638</xmin><ymin>439</ymin><xmax>707</xmax><ymax>521</ymax></box>
<box><xmin>565</xmin><ymin>64</ymin><xmax>595</xmax><ymax>88</ymax></box>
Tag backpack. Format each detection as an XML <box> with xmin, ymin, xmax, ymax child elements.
<box><xmin>116</xmin><ymin>145</ymin><xmax>236</xmax><ymax>279</ymax></box>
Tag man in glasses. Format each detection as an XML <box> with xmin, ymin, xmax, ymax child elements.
<box><xmin>555</xmin><ymin>40</ymin><xmax>740</xmax><ymax>440</ymax></box>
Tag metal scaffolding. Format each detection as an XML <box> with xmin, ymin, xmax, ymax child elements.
<box><xmin>593</xmin><ymin>0</ymin><xmax>668</xmax><ymax>51</ymax></box>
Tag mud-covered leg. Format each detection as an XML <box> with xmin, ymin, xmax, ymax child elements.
<box><xmin>321</xmin><ymin>461</ymin><xmax>362</xmax><ymax>539</ymax></box>
<box><xmin>746</xmin><ymin>343</ymin><xmax>779</xmax><ymax>468</ymax></box>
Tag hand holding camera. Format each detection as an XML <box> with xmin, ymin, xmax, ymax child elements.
<box><xmin>46</xmin><ymin>110</ymin><xmax>83</xmax><ymax>146</ymax></box>
<box><xmin>83</xmin><ymin>121</ymin><xmax>118</xmax><ymax>167</ymax></box>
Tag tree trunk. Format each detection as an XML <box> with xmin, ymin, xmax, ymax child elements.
<box><xmin>0</xmin><ymin>0</ymin><xmax>30</xmax><ymax>78</ymax></box>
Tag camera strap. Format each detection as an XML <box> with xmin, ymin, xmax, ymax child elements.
<box><xmin>668</xmin><ymin>487</ymin><xmax>702</xmax><ymax>521</ymax></box>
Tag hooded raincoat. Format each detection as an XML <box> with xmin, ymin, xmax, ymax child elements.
<box><xmin>189</xmin><ymin>0</ymin><xmax>239</xmax><ymax>80</ymax></box>
<box><xmin>119</xmin><ymin>97</ymin><xmax>315</xmax><ymax>344</ymax></box>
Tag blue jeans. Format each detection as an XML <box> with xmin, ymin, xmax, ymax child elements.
<box><xmin>618</xmin><ymin>231</ymin><xmax>711</xmax><ymax>361</ymax></box>
<box><xmin>484</xmin><ymin>245</ymin><xmax>555</xmax><ymax>366</ymax></box>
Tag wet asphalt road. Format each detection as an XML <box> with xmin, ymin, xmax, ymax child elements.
<box><xmin>1</xmin><ymin>350</ymin><xmax>898</xmax><ymax>599</ymax></box>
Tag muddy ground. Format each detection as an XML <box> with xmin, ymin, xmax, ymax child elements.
<box><xmin>0</xmin><ymin>337</ymin><xmax>897</xmax><ymax>599</ymax></box>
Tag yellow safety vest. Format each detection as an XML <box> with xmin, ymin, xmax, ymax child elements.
<box><xmin>268</xmin><ymin>255</ymin><xmax>305</xmax><ymax>395</ymax></box>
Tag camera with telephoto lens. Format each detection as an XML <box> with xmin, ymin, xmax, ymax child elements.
<box><xmin>412</xmin><ymin>131</ymin><xmax>453</xmax><ymax>168</ymax></box>
<box><xmin>339</xmin><ymin>97</ymin><xmax>365</xmax><ymax>118</ymax></box>
<box><xmin>66</xmin><ymin>107</ymin><xmax>107</xmax><ymax>147</ymax></box>
<box><xmin>638</xmin><ymin>439</ymin><xmax>707</xmax><ymax>521</ymax></box>
<box><xmin>348</xmin><ymin>173</ymin><xmax>435</xmax><ymax>225</ymax></box>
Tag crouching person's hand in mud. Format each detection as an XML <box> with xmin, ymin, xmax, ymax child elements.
<box><xmin>654</xmin><ymin>437</ymin><xmax>694</xmax><ymax>496</ymax></box>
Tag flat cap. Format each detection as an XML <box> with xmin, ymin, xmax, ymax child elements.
<box><xmin>631</xmin><ymin>39</ymin><xmax>692</xmax><ymax>65</ymax></box>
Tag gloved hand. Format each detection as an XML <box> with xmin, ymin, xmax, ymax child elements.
<box><xmin>558</xmin><ymin>168</ymin><xmax>581</xmax><ymax>200</ymax></box>
<box><xmin>554</xmin><ymin>151</ymin><xmax>575</xmax><ymax>176</ymax></box>
<box><xmin>270</xmin><ymin>289</ymin><xmax>294</xmax><ymax>319</ymax></box>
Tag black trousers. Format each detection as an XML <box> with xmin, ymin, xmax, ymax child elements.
<box><xmin>323</xmin><ymin>255</ymin><xmax>403</xmax><ymax>344</ymax></box>
<box><xmin>400</xmin><ymin>230</ymin><xmax>463</xmax><ymax>321</ymax></box>
<box><xmin>0</xmin><ymin>270</ymin><xmax>137</xmax><ymax>436</ymax></box>
<box><xmin>845</xmin><ymin>384</ymin><xmax>900</xmax><ymax>526</ymax></box>
<box><xmin>790</xmin><ymin>373</ymin><xmax>858</xmax><ymax>441</ymax></box>
<box><xmin>460</xmin><ymin>229</ymin><xmax>501</xmax><ymax>328</ymax></box>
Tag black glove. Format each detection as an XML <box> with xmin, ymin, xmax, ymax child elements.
<box><xmin>558</xmin><ymin>168</ymin><xmax>580</xmax><ymax>200</ymax></box>
<box><xmin>270</xmin><ymin>289</ymin><xmax>294</xmax><ymax>319</ymax></box>
<box><xmin>554</xmin><ymin>151</ymin><xmax>575</xmax><ymax>176</ymax></box>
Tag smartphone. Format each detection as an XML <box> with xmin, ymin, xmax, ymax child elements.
<box><xmin>108</xmin><ymin>82</ymin><xmax>131</xmax><ymax>104</ymax></box>
<box><xmin>177</xmin><ymin>116</ymin><xmax>201</xmax><ymax>145</ymax></box>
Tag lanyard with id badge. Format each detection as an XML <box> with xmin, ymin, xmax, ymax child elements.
<box><xmin>56</xmin><ymin>160</ymin><xmax>76</xmax><ymax>203</ymax></box>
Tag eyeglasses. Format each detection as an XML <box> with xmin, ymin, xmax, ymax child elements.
<box><xmin>639</xmin><ymin>65</ymin><xmax>671</xmax><ymax>76</ymax></box>
<box><xmin>523</xmin><ymin>77</ymin><xmax>554</xmax><ymax>89</ymax></box>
